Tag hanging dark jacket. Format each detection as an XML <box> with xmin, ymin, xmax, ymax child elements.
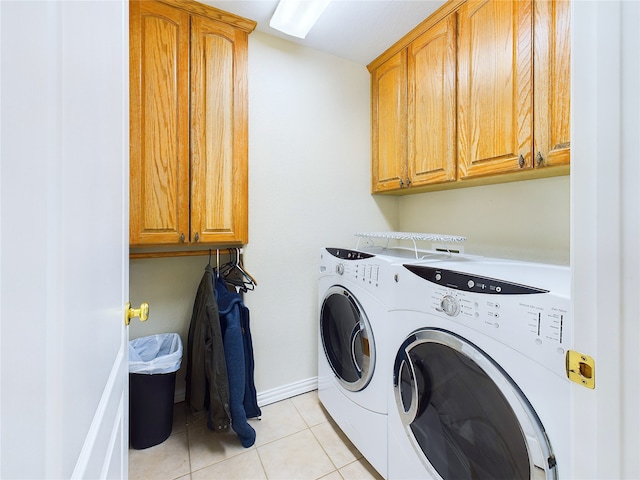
<box><xmin>185</xmin><ymin>265</ymin><xmax>231</xmax><ymax>431</ymax></box>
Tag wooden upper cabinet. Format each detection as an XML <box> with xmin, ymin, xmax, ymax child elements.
<box><xmin>457</xmin><ymin>0</ymin><xmax>534</xmax><ymax>179</ymax></box>
<box><xmin>129</xmin><ymin>0</ymin><xmax>254</xmax><ymax>247</ymax></box>
<box><xmin>534</xmin><ymin>0</ymin><xmax>570</xmax><ymax>168</ymax></box>
<box><xmin>190</xmin><ymin>16</ymin><xmax>248</xmax><ymax>244</ymax></box>
<box><xmin>408</xmin><ymin>14</ymin><xmax>457</xmax><ymax>187</ymax></box>
<box><xmin>368</xmin><ymin>0</ymin><xmax>569</xmax><ymax>194</ymax></box>
<box><xmin>130</xmin><ymin>0</ymin><xmax>190</xmax><ymax>245</ymax></box>
<box><xmin>371</xmin><ymin>50</ymin><xmax>408</xmax><ymax>193</ymax></box>
<box><xmin>371</xmin><ymin>14</ymin><xmax>456</xmax><ymax>193</ymax></box>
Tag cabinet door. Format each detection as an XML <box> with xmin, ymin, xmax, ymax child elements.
<box><xmin>371</xmin><ymin>50</ymin><xmax>408</xmax><ymax>193</ymax></box>
<box><xmin>408</xmin><ymin>14</ymin><xmax>457</xmax><ymax>187</ymax></box>
<box><xmin>534</xmin><ymin>0</ymin><xmax>570</xmax><ymax>168</ymax></box>
<box><xmin>130</xmin><ymin>0</ymin><xmax>190</xmax><ymax>245</ymax></box>
<box><xmin>190</xmin><ymin>16</ymin><xmax>248</xmax><ymax>244</ymax></box>
<box><xmin>457</xmin><ymin>0</ymin><xmax>533</xmax><ymax>179</ymax></box>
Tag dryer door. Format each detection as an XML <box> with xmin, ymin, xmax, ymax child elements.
<box><xmin>320</xmin><ymin>286</ymin><xmax>375</xmax><ymax>392</ymax></box>
<box><xmin>394</xmin><ymin>328</ymin><xmax>557</xmax><ymax>480</ymax></box>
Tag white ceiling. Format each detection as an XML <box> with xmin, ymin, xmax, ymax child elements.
<box><xmin>201</xmin><ymin>0</ymin><xmax>445</xmax><ymax>65</ymax></box>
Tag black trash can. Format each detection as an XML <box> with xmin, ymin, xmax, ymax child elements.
<box><xmin>129</xmin><ymin>333</ymin><xmax>183</xmax><ymax>450</ymax></box>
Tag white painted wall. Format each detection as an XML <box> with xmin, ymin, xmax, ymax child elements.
<box><xmin>129</xmin><ymin>31</ymin><xmax>398</xmax><ymax>400</ymax></box>
<box><xmin>399</xmin><ymin>175</ymin><xmax>570</xmax><ymax>264</ymax></box>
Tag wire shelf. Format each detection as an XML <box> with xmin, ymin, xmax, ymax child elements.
<box><xmin>355</xmin><ymin>231</ymin><xmax>467</xmax><ymax>259</ymax></box>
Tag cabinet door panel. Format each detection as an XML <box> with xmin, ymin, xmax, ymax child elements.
<box><xmin>534</xmin><ymin>0</ymin><xmax>570</xmax><ymax>168</ymax></box>
<box><xmin>408</xmin><ymin>15</ymin><xmax>457</xmax><ymax>186</ymax></box>
<box><xmin>190</xmin><ymin>16</ymin><xmax>248</xmax><ymax>244</ymax></box>
<box><xmin>457</xmin><ymin>0</ymin><xmax>533</xmax><ymax>179</ymax></box>
<box><xmin>371</xmin><ymin>50</ymin><xmax>407</xmax><ymax>192</ymax></box>
<box><xmin>130</xmin><ymin>1</ymin><xmax>190</xmax><ymax>245</ymax></box>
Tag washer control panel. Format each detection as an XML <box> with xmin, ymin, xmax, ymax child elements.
<box><xmin>401</xmin><ymin>263</ymin><xmax>570</xmax><ymax>375</ymax></box>
<box><xmin>439</xmin><ymin>295</ymin><xmax>461</xmax><ymax>317</ymax></box>
<box><xmin>404</xmin><ymin>264</ymin><xmax>549</xmax><ymax>295</ymax></box>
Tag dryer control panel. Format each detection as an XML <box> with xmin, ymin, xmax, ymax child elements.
<box><xmin>321</xmin><ymin>247</ymin><xmax>391</xmax><ymax>295</ymax></box>
<box><xmin>326</xmin><ymin>247</ymin><xmax>374</xmax><ymax>261</ymax></box>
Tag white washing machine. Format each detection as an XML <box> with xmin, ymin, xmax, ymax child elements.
<box><xmin>318</xmin><ymin>247</ymin><xmax>401</xmax><ymax>479</ymax></box>
<box><xmin>387</xmin><ymin>256</ymin><xmax>572</xmax><ymax>479</ymax></box>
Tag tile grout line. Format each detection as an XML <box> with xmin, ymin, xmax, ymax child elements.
<box><xmin>307</xmin><ymin>423</ymin><xmax>342</xmax><ymax>479</ymax></box>
<box><xmin>254</xmin><ymin>437</ymin><xmax>271</xmax><ymax>479</ymax></box>
<box><xmin>184</xmin><ymin>404</ymin><xmax>194</xmax><ymax>478</ymax></box>
<box><xmin>290</xmin><ymin>393</ymin><xmax>358</xmax><ymax>479</ymax></box>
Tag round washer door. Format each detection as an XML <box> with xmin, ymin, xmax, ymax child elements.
<box><xmin>394</xmin><ymin>328</ymin><xmax>557</xmax><ymax>480</ymax></box>
<box><xmin>320</xmin><ymin>285</ymin><xmax>375</xmax><ymax>392</ymax></box>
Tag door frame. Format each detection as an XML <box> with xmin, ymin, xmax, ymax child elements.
<box><xmin>570</xmin><ymin>1</ymin><xmax>640</xmax><ymax>477</ymax></box>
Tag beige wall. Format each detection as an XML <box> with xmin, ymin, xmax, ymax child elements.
<box><xmin>129</xmin><ymin>31</ymin><xmax>398</xmax><ymax>400</ymax></box>
<box><xmin>398</xmin><ymin>175</ymin><xmax>570</xmax><ymax>265</ymax></box>
<box><xmin>242</xmin><ymin>32</ymin><xmax>398</xmax><ymax>395</ymax></box>
<box><xmin>129</xmin><ymin>256</ymin><xmax>207</xmax><ymax>399</ymax></box>
<box><xmin>129</xmin><ymin>30</ymin><xmax>570</xmax><ymax>402</ymax></box>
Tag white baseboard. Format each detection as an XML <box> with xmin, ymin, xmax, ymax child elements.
<box><xmin>174</xmin><ymin>377</ymin><xmax>319</xmax><ymax>406</ymax></box>
<box><xmin>257</xmin><ymin>377</ymin><xmax>318</xmax><ymax>407</ymax></box>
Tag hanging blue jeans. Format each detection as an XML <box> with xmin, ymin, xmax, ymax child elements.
<box><xmin>215</xmin><ymin>277</ymin><xmax>256</xmax><ymax>448</ymax></box>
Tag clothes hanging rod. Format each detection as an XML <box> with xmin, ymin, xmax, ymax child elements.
<box><xmin>129</xmin><ymin>248</ymin><xmax>242</xmax><ymax>260</ymax></box>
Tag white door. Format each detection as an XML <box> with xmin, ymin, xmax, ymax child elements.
<box><xmin>0</xmin><ymin>1</ymin><xmax>130</xmax><ymax>478</ymax></box>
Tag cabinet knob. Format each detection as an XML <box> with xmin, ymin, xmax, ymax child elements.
<box><xmin>518</xmin><ymin>154</ymin><xmax>525</xmax><ymax>168</ymax></box>
<box><xmin>536</xmin><ymin>151</ymin><xmax>544</xmax><ymax>166</ymax></box>
<box><xmin>406</xmin><ymin>177</ymin><xmax>411</xmax><ymax>187</ymax></box>
<box><xmin>180</xmin><ymin>233</ymin><xmax>185</xmax><ymax>243</ymax></box>
<box><xmin>194</xmin><ymin>232</ymin><xmax>199</xmax><ymax>242</ymax></box>
<box><xmin>399</xmin><ymin>179</ymin><xmax>404</xmax><ymax>188</ymax></box>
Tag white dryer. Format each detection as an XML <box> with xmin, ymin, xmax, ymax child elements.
<box><xmin>388</xmin><ymin>256</ymin><xmax>572</xmax><ymax>479</ymax></box>
<box><xmin>318</xmin><ymin>247</ymin><xmax>400</xmax><ymax>479</ymax></box>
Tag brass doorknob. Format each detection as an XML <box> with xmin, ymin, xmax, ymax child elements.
<box><xmin>125</xmin><ymin>302</ymin><xmax>149</xmax><ymax>326</ymax></box>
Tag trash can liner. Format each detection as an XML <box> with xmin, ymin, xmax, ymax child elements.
<box><xmin>129</xmin><ymin>333</ymin><xmax>183</xmax><ymax>374</ymax></box>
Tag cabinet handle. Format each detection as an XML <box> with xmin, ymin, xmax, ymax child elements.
<box><xmin>406</xmin><ymin>177</ymin><xmax>411</xmax><ymax>187</ymax></box>
<box><xmin>399</xmin><ymin>179</ymin><xmax>404</xmax><ymax>188</ymax></box>
<box><xmin>194</xmin><ymin>232</ymin><xmax>199</xmax><ymax>242</ymax></box>
<box><xmin>536</xmin><ymin>151</ymin><xmax>544</xmax><ymax>166</ymax></box>
<box><xmin>180</xmin><ymin>233</ymin><xmax>185</xmax><ymax>243</ymax></box>
<box><xmin>518</xmin><ymin>154</ymin><xmax>525</xmax><ymax>168</ymax></box>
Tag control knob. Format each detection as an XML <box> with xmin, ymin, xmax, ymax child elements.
<box><xmin>336</xmin><ymin>263</ymin><xmax>345</xmax><ymax>275</ymax></box>
<box><xmin>439</xmin><ymin>295</ymin><xmax>461</xmax><ymax>317</ymax></box>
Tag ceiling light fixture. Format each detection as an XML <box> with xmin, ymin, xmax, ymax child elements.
<box><xmin>269</xmin><ymin>0</ymin><xmax>332</xmax><ymax>39</ymax></box>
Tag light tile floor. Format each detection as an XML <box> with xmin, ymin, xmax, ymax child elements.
<box><xmin>129</xmin><ymin>390</ymin><xmax>384</xmax><ymax>480</ymax></box>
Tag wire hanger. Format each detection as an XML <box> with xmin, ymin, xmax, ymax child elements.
<box><xmin>236</xmin><ymin>248</ymin><xmax>258</xmax><ymax>287</ymax></box>
<box><xmin>220</xmin><ymin>248</ymin><xmax>257</xmax><ymax>292</ymax></box>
